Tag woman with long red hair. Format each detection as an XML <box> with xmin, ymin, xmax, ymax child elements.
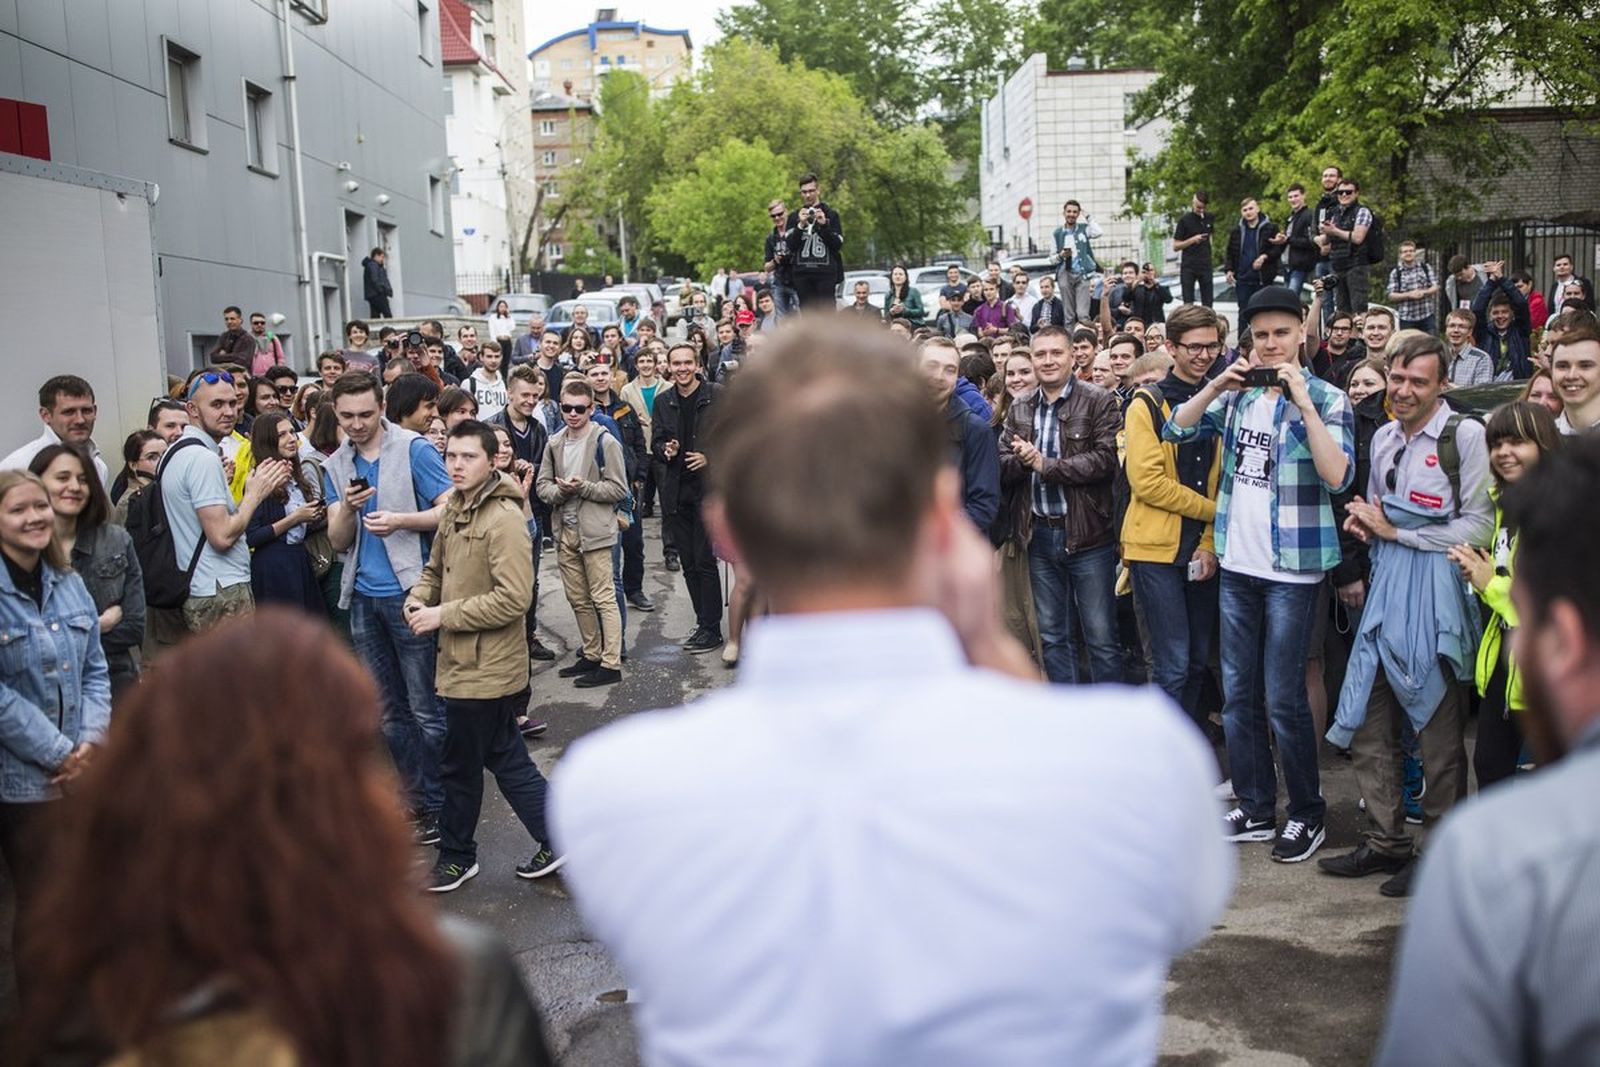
<box><xmin>17</xmin><ymin>609</ymin><xmax>552</xmax><ymax>1067</ymax></box>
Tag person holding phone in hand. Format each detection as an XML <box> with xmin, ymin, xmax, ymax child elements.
<box><xmin>323</xmin><ymin>371</ymin><xmax>454</xmax><ymax>846</ymax></box>
<box><xmin>1166</xmin><ymin>286</ymin><xmax>1356</xmax><ymax>865</ymax></box>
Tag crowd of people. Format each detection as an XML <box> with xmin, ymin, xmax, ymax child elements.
<box><xmin>1</xmin><ymin>166</ymin><xmax>1598</xmax><ymax>1065</ymax></box>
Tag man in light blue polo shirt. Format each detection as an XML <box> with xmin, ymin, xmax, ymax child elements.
<box><xmin>324</xmin><ymin>371</ymin><xmax>453</xmax><ymax>842</ymax></box>
<box><xmin>164</xmin><ymin>371</ymin><xmax>289</xmax><ymax>632</ymax></box>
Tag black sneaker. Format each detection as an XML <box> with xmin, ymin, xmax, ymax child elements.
<box><xmin>664</xmin><ymin>554</ymin><xmax>681</xmax><ymax>572</ymax></box>
<box><xmin>1222</xmin><ymin>807</ymin><xmax>1275</xmax><ymax>842</ymax></box>
<box><xmin>426</xmin><ymin>860</ymin><xmax>478</xmax><ymax>893</ymax></box>
<box><xmin>518</xmin><ymin>716</ymin><xmax>549</xmax><ymax>737</ymax></box>
<box><xmin>574</xmin><ymin>666</ymin><xmax>621</xmax><ymax>688</ymax></box>
<box><xmin>414</xmin><ymin>811</ymin><xmax>441</xmax><ymax>847</ymax></box>
<box><xmin>626</xmin><ymin>592</ymin><xmax>656</xmax><ymax>611</ymax></box>
<box><xmin>541</xmin><ymin>535</ymin><xmax>554</xmax><ymax>551</ymax></box>
<box><xmin>516</xmin><ymin>848</ymin><xmax>566</xmax><ymax>879</ymax></box>
<box><xmin>527</xmin><ymin>636</ymin><xmax>557</xmax><ymax>662</ymax></box>
<box><xmin>683</xmin><ymin>629</ymin><xmax>724</xmax><ymax>654</ymax></box>
<box><xmin>557</xmin><ymin>655</ymin><xmax>602</xmax><ymax>678</ymax></box>
<box><xmin>1378</xmin><ymin>859</ymin><xmax>1416</xmax><ymax>898</ymax></box>
<box><xmin>1270</xmin><ymin>819</ymin><xmax>1326</xmax><ymax>863</ymax></box>
<box><xmin>1317</xmin><ymin>843</ymin><xmax>1411</xmax><ymax>878</ymax></box>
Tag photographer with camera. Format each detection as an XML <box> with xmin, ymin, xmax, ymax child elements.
<box><xmin>1166</xmin><ymin>286</ymin><xmax>1355</xmax><ymax>865</ymax></box>
<box><xmin>762</xmin><ymin>199</ymin><xmax>800</xmax><ymax>316</ymax></box>
<box><xmin>785</xmin><ymin>174</ymin><xmax>844</xmax><ymax>312</ymax></box>
<box><xmin>1320</xmin><ymin>178</ymin><xmax>1375</xmax><ymax>313</ymax></box>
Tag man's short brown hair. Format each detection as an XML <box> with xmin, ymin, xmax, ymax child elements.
<box><xmin>560</xmin><ymin>378</ymin><xmax>595</xmax><ymax>401</ymax></box>
<box><xmin>1166</xmin><ymin>304</ymin><xmax>1222</xmax><ymax>345</ymax></box>
<box><xmin>508</xmin><ymin>364</ymin><xmax>541</xmax><ymax>388</ymax></box>
<box><xmin>708</xmin><ymin>320</ymin><xmax>945</xmax><ymax>593</ymax></box>
<box><xmin>1550</xmin><ymin>314</ymin><xmax>1600</xmax><ymax>355</ymax></box>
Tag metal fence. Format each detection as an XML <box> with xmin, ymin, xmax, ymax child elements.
<box><xmin>1412</xmin><ymin>220</ymin><xmax>1600</xmax><ymax>293</ymax></box>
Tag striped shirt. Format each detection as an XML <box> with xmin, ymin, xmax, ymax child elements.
<box><xmin>1031</xmin><ymin>382</ymin><xmax>1074</xmax><ymax>519</ymax></box>
<box><xmin>1163</xmin><ymin>371</ymin><xmax>1356</xmax><ymax>575</ymax></box>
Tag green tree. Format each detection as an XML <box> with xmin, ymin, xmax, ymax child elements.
<box><xmin>645</xmin><ymin>139</ymin><xmax>791</xmax><ymax>277</ymax></box>
<box><xmin>715</xmin><ymin>0</ymin><xmax>929</xmax><ymax>126</ymax></box>
<box><xmin>861</xmin><ymin>124</ymin><xmax>985</xmax><ymax>263</ymax></box>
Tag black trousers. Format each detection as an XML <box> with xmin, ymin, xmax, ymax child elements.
<box><xmin>367</xmin><ymin>295</ymin><xmax>392</xmax><ymax>319</ymax></box>
<box><xmin>0</xmin><ymin>800</ymin><xmax>53</xmax><ymax>971</ymax></box>
<box><xmin>621</xmin><ymin>511</ymin><xmax>645</xmax><ymax>597</ymax></box>
<box><xmin>438</xmin><ymin>692</ymin><xmax>551</xmax><ymax>867</ymax></box>
<box><xmin>793</xmin><ymin>275</ymin><xmax>837</xmax><ymax>312</ymax></box>
<box><xmin>653</xmin><ymin>462</ymin><xmax>676</xmax><ymax>556</ymax></box>
<box><xmin>1473</xmin><ymin>655</ymin><xmax>1524</xmax><ymax>791</ymax></box>
<box><xmin>665</xmin><ymin>508</ymin><xmax>723</xmax><ymax>632</ymax></box>
<box><xmin>1180</xmin><ymin>266</ymin><xmax>1213</xmax><ymax>307</ymax></box>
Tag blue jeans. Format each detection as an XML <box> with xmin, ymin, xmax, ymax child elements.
<box><xmin>1218</xmin><ymin>571</ymin><xmax>1325</xmax><ymax>825</ymax></box>
<box><xmin>1285</xmin><ymin>268</ymin><xmax>1308</xmax><ymax>299</ymax></box>
<box><xmin>1129</xmin><ymin>561</ymin><xmax>1218</xmax><ymax>727</ymax></box>
<box><xmin>351</xmin><ymin>592</ymin><xmax>445</xmax><ymax>813</ymax></box>
<box><xmin>1235</xmin><ymin>276</ymin><xmax>1264</xmax><ymax>315</ymax></box>
<box><xmin>1400</xmin><ymin>314</ymin><xmax>1436</xmax><ymax>335</ymax></box>
<box><xmin>771</xmin><ymin>283</ymin><xmax>800</xmax><ymax>316</ymax></box>
<box><xmin>1027</xmin><ymin>531</ymin><xmax>1120</xmax><ymax>684</ymax></box>
<box><xmin>524</xmin><ymin>518</ymin><xmax>542</xmax><ymax>637</ymax></box>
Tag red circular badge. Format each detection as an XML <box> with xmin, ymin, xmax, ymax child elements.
<box><xmin>1424</xmin><ymin>454</ymin><xmax>1439</xmax><ymax>467</ymax></box>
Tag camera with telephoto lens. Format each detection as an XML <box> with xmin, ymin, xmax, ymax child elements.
<box><xmin>406</xmin><ymin>329</ymin><xmax>426</xmax><ymax>348</ymax></box>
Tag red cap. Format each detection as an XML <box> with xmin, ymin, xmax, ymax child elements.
<box><xmin>736</xmin><ymin>308</ymin><xmax>756</xmax><ymax>325</ymax></box>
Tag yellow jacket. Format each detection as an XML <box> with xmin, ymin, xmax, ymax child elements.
<box><xmin>1120</xmin><ymin>387</ymin><xmax>1221</xmax><ymax>564</ymax></box>
<box><xmin>1473</xmin><ymin>501</ymin><xmax>1524</xmax><ymax>711</ymax></box>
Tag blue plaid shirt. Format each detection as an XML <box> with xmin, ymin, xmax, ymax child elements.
<box><xmin>1031</xmin><ymin>382</ymin><xmax>1073</xmax><ymax>518</ymax></box>
<box><xmin>1163</xmin><ymin>371</ymin><xmax>1355</xmax><ymax>574</ymax></box>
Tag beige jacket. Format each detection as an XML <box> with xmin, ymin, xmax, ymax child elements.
<box><xmin>407</xmin><ymin>472</ymin><xmax>533</xmax><ymax>699</ymax></box>
<box><xmin>535</xmin><ymin>424</ymin><xmax>628</xmax><ymax>552</ymax></box>
<box><xmin>619</xmin><ymin>377</ymin><xmax>660</xmax><ymax>447</ymax></box>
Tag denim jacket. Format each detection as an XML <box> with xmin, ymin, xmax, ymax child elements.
<box><xmin>0</xmin><ymin>558</ymin><xmax>112</xmax><ymax>802</ymax></box>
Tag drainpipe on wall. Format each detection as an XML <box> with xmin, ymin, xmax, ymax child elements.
<box><xmin>277</xmin><ymin>0</ymin><xmax>315</xmax><ymax>367</ymax></box>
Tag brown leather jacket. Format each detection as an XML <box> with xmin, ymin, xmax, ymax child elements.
<box><xmin>998</xmin><ymin>381</ymin><xmax>1121</xmax><ymax>553</ymax></box>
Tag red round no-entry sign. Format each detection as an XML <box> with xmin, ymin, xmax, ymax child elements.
<box><xmin>1018</xmin><ymin>198</ymin><xmax>1034</xmax><ymax>220</ymax></box>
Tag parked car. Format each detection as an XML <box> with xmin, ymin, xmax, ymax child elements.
<box><xmin>836</xmin><ymin>271</ymin><xmax>891</xmax><ymax>310</ymax></box>
<box><xmin>545</xmin><ymin>296</ymin><xmax>621</xmax><ymax>340</ymax></box>
<box><xmin>597</xmin><ymin>282</ymin><xmax>663</xmax><ymax>313</ymax></box>
<box><xmin>911</xmin><ymin>264</ymin><xmax>980</xmax><ymax>306</ymax></box>
<box><xmin>488</xmin><ymin>293</ymin><xmax>553</xmax><ymax>324</ymax></box>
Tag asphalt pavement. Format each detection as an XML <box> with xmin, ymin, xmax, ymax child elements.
<box><xmin>441</xmin><ymin>521</ymin><xmax>1408</xmax><ymax>1067</ymax></box>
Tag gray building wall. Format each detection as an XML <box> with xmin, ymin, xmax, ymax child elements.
<box><xmin>0</xmin><ymin>0</ymin><xmax>455</xmax><ymax>374</ymax></box>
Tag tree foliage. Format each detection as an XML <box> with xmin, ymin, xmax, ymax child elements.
<box><xmin>645</xmin><ymin>139</ymin><xmax>791</xmax><ymax>277</ymax></box>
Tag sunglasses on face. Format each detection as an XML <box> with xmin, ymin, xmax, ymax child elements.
<box><xmin>560</xmin><ymin>403</ymin><xmax>590</xmax><ymax>415</ymax></box>
<box><xmin>1337</xmin><ymin>188</ymin><xmax>1356</xmax><ymax>196</ymax></box>
<box><xmin>187</xmin><ymin>371</ymin><xmax>235</xmax><ymax>397</ymax></box>
<box><xmin>275</xmin><ymin>384</ymin><xmax>297</xmax><ymax>395</ymax></box>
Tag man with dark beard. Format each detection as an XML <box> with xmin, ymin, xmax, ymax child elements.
<box><xmin>1375</xmin><ymin>435</ymin><xmax>1600</xmax><ymax>1066</ymax></box>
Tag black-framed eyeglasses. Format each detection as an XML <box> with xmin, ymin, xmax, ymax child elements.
<box><xmin>560</xmin><ymin>403</ymin><xmax>590</xmax><ymax>415</ymax></box>
<box><xmin>1386</xmin><ymin>443</ymin><xmax>1407</xmax><ymax>493</ymax></box>
<box><xmin>186</xmin><ymin>371</ymin><xmax>234</xmax><ymax>397</ymax></box>
<box><xmin>1178</xmin><ymin>342</ymin><xmax>1223</xmax><ymax>358</ymax></box>
<box><xmin>1337</xmin><ymin>188</ymin><xmax>1356</xmax><ymax>196</ymax></box>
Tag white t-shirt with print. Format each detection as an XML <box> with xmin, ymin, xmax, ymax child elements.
<box><xmin>1222</xmin><ymin>392</ymin><xmax>1320</xmax><ymax>584</ymax></box>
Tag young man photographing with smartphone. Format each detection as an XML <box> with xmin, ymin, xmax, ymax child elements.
<box><xmin>324</xmin><ymin>371</ymin><xmax>454</xmax><ymax>844</ymax></box>
<box><xmin>1166</xmin><ymin>286</ymin><xmax>1356</xmax><ymax>864</ymax></box>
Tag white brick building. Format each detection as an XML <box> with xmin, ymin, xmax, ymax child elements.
<box><xmin>979</xmin><ymin>55</ymin><xmax>1168</xmax><ymax>266</ymax></box>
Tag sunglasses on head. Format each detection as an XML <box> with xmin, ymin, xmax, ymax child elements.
<box><xmin>560</xmin><ymin>403</ymin><xmax>590</xmax><ymax>415</ymax></box>
<box><xmin>187</xmin><ymin>371</ymin><xmax>235</xmax><ymax>397</ymax></box>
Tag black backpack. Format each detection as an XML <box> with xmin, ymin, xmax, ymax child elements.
<box><xmin>124</xmin><ymin>437</ymin><xmax>207</xmax><ymax>610</ymax></box>
<box><xmin>1364</xmin><ymin>209</ymin><xmax>1386</xmax><ymax>264</ymax></box>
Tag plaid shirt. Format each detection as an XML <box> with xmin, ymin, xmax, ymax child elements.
<box><xmin>1388</xmin><ymin>262</ymin><xmax>1437</xmax><ymax>323</ymax></box>
<box><xmin>1164</xmin><ymin>371</ymin><xmax>1355</xmax><ymax>575</ymax></box>
<box><xmin>1031</xmin><ymin>382</ymin><xmax>1073</xmax><ymax>518</ymax></box>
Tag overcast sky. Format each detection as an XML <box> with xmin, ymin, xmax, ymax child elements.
<box><xmin>524</xmin><ymin>0</ymin><xmax>737</xmax><ymax>57</ymax></box>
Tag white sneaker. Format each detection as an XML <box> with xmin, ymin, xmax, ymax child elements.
<box><xmin>721</xmin><ymin>640</ymin><xmax>740</xmax><ymax>668</ymax></box>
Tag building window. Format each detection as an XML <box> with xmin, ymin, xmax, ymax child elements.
<box><xmin>290</xmin><ymin>0</ymin><xmax>329</xmax><ymax>21</ymax></box>
<box><xmin>1123</xmin><ymin>91</ymin><xmax>1139</xmax><ymax>130</ymax></box>
<box><xmin>541</xmin><ymin>150</ymin><xmax>557</xmax><ymax>166</ymax></box>
<box><xmin>544</xmin><ymin>181</ymin><xmax>559</xmax><ymax>197</ymax></box>
<box><xmin>539</xmin><ymin>119</ymin><xmax>555</xmax><ymax>136</ymax></box>
<box><xmin>417</xmin><ymin>1</ymin><xmax>434</xmax><ymax>64</ymax></box>
<box><xmin>599</xmin><ymin>56</ymin><xmax>610</xmax><ymax>66</ymax></box>
<box><xmin>163</xmin><ymin>38</ymin><xmax>206</xmax><ymax>151</ymax></box>
<box><xmin>545</xmin><ymin>243</ymin><xmax>563</xmax><ymax>259</ymax></box>
<box><xmin>450</xmin><ymin>170</ymin><xmax>460</xmax><ymax>194</ymax></box>
<box><xmin>483</xmin><ymin>31</ymin><xmax>495</xmax><ymax>57</ymax></box>
<box><xmin>561</xmin><ymin>58</ymin><xmax>573</xmax><ymax>69</ymax></box>
<box><xmin>646</xmin><ymin>38</ymin><xmax>655</xmax><ymax>48</ymax></box>
<box><xmin>243</xmin><ymin>81</ymin><xmax>277</xmax><ymax>174</ymax></box>
<box><xmin>428</xmin><ymin>175</ymin><xmax>445</xmax><ymax>234</ymax></box>
<box><xmin>443</xmin><ymin>76</ymin><xmax>453</xmax><ymax>115</ymax></box>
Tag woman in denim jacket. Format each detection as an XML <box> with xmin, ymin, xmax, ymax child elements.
<box><xmin>0</xmin><ymin>469</ymin><xmax>112</xmax><ymax>938</ymax></box>
<box><xmin>30</xmin><ymin>444</ymin><xmax>146</xmax><ymax>694</ymax></box>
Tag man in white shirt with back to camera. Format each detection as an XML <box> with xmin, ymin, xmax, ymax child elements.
<box><xmin>552</xmin><ymin>319</ymin><xmax>1232</xmax><ymax>1067</ymax></box>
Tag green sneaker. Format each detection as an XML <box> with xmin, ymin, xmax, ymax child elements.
<box><xmin>426</xmin><ymin>860</ymin><xmax>479</xmax><ymax>893</ymax></box>
<box><xmin>516</xmin><ymin>848</ymin><xmax>566</xmax><ymax>880</ymax></box>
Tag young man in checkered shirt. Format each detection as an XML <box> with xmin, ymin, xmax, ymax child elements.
<box><xmin>1386</xmin><ymin>240</ymin><xmax>1441</xmax><ymax>334</ymax></box>
<box><xmin>1166</xmin><ymin>285</ymin><xmax>1356</xmax><ymax>865</ymax></box>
